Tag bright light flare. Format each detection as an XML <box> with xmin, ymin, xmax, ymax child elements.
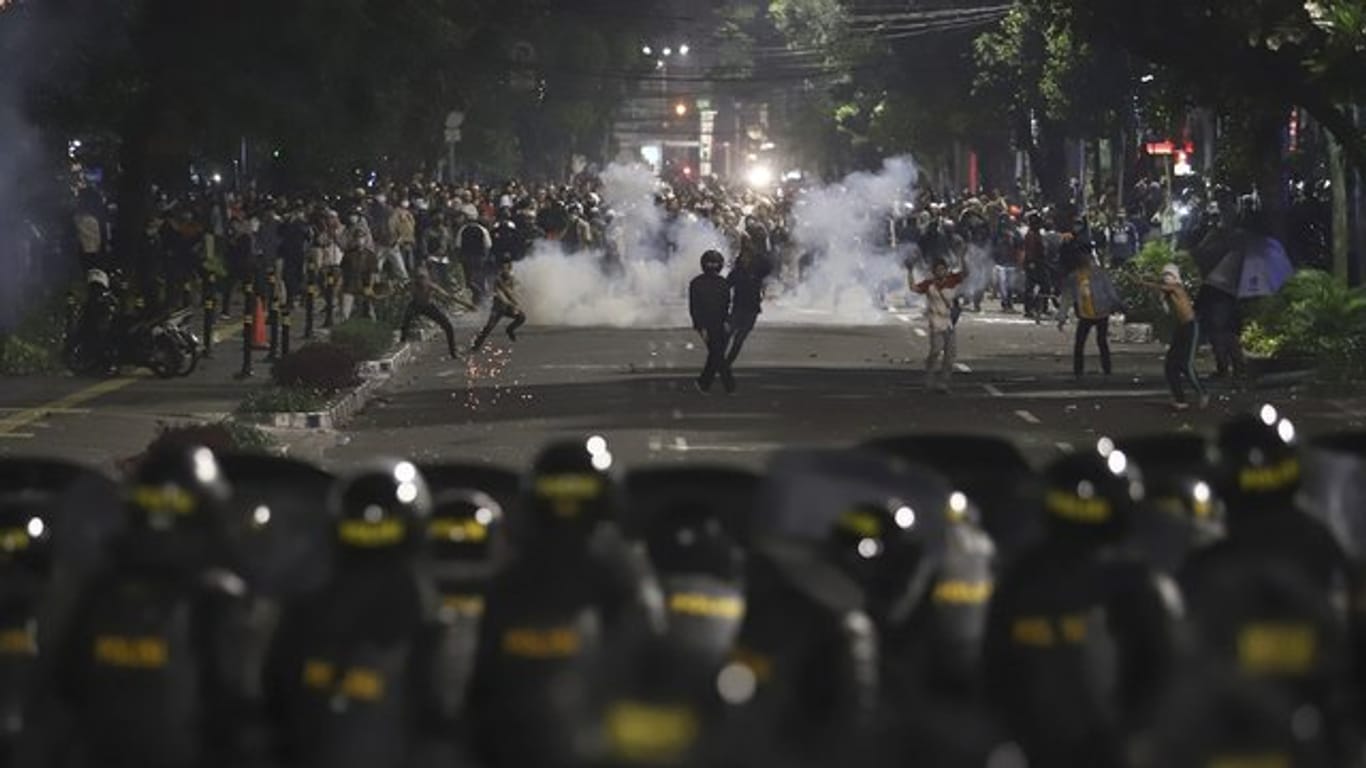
<box><xmin>745</xmin><ymin>165</ymin><xmax>774</xmax><ymax>189</ymax></box>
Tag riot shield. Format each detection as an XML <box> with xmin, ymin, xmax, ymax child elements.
<box><xmin>622</xmin><ymin>465</ymin><xmax>760</xmax><ymax>546</ymax></box>
<box><xmin>216</xmin><ymin>452</ymin><xmax>335</xmax><ymax>599</ymax></box>
<box><xmin>862</xmin><ymin>434</ymin><xmax>1042</xmax><ymax>565</ymax></box>
<box><xmin>1302</xmin><ymin>432</ymin><xmax>1366</xmax><ymax>560</ymax></box>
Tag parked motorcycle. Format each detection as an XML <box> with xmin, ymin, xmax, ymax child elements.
<box><xmin>64</xmin><ymin>303</ymin><xmax>201</xmax><ymax>379</ymax></box>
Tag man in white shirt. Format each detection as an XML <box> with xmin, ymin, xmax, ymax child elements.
<box><xmin>910</xmin><ymin>258</ymin><xmax>967</xmax><ymax>393</ymax></box>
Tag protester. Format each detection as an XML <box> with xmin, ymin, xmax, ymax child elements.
<box><xmin>1148</xmin><ymin>263</ymin><xmax>1210</xmax><ymax>411</ymax></box>
<box><xmin>910</xmin><ymin>258</ymin><xmax>968</xmax><ymax>394</ymax></box>
<box><xmin>471</xmin><ymin>257</ymin><xmax>527</xmax><ymax>352</ymax></box>
<box><xmin>1057</xmin><ymin>241</ymin><xmax>1123</xmax><ymax>378</ymax></box>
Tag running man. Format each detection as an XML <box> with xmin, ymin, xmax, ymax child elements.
<box><xmin>471</xmin><ymin>256</ymin><xmax>527</xmax><ymax>352</ymax></box>
<box><xmin>401</xmin><ymin>265</ymin><xmax>472</xmax><ymax>360</ymax></box>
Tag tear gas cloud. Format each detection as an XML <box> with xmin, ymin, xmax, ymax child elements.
<box><xmin>515</xmin><ymin>157</ymin><xmax>922</xmax><ymax>328</ymax></box>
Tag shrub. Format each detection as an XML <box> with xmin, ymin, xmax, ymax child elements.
<box><xmin>271</xmin><ymin>342</ymin><xmax>360</xmax><ymax>393</ymax></box>
<box><xmin>328</xmin><ymin>318</ymin><xmax>395</xmax><ymax>361</ymax></box>
<box><xmin>237</xmin><ymin>387</ymin><xmax>332</xmax><ymax>415</ymax></box>
<box><xmin>145</xmin><ymin>420</ymin><xmax>276</xmax><ymax>453</ymax></box>
<box><xmin>120</xmin><ymin>420</ymin><xmax>278</xmax><ymax>474</ymax></box>
<box><xmin>1114</xmin><ymin>240</ymin><xmax>1200</xmax><ymax>326</ymax></box>
<box><xmin>1242</xmin><ymin>269</ymin><xmax>1366</xmax><ymax>378</ymax></box>
<box><xmin>0</xmin><ymin>335</ymin><xmax>59</xmax><ymax>375</ymax></box>
<box><xmin>1</xmin><ymin>291</ymin><xmax>72</xmax><ymax>376</ymax></box>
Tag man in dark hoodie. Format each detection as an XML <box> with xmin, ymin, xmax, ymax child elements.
<box><xmin>689</xmin><ymin>250</ymin><xmax>734</xmax><ymax>394</ymax></box>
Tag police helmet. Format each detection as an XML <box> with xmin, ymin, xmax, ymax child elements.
<box><xmin>700</xmin><ymin>250</ymin><xmax>724</xmax><ymax>274</ymax></box>
<box><xmin>86</xmin><ymin>269</ymin><xmax>110</xmax><ymax>290</ymax></box>
<box><xmin>426</xmin><ymin>488</ymin><xmax>503</xmax><ymax>564</ymax></box>
<box><xmin>331</xmin><ymin>460</ymin><xmax>432</xmax><ymax>555</ymax></box>
<box><xmin>826</xmin><ymin>497</ymin><xmax>946</xmax><ymax>623</ymax></box>
<box><xmin>0</xmin><ymin>494</ymin><xmax>55</xmax><ymax>574</ymax></box>
<box><xmin>125</xmin><ymin>443</ymin><xmax>231</xmax><ymax>535</ymax></box>
<box><xmin>1210</xmin><ymin>406</ymin><xmax>1301</xmax><ymax>516</ymax></box>
<box><xmin>523</xmin><ymin>437</ymin><xmax>617</xmax><ymax>532</ymax></box>
<box><xmin>1041</xmin><ymin>443</ymin><xmax>1144</xmax><ymax>542</ymax></box>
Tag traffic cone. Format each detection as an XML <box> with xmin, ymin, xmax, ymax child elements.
<box><xmin>251</xmin><ymin>296</ymin><xmax>269</xmax><ymax>350</ymax></box>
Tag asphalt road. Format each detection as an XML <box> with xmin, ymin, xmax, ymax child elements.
<box><xmin>4</xmin><ymin>307</ymin><xmax>1363</xmax><ymax>474</ymax></box>
<box><xmin>326</xmin><ymin>308</ymin><xmax>1366</xmax><ymax>471</ymax></box>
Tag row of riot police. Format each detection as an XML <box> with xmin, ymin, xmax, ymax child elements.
<box><xmin>2</xmin><ymin>408</ymin><xmax>1366</xmax><ymax>767</ymax></box>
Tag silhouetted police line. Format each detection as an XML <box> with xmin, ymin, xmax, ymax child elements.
<box><xmin>2</xmin><ymin>408</ymin><xmax>1366</xmax><ymax>767</ymax></box>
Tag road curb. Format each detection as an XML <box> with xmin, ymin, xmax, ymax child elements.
<box><xmin>259</xmin><ymin>341</ymin><xmax>418</xmax><ymax>431</ymax></box>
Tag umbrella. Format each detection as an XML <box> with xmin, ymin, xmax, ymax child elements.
<box><xmin>1202</xmin><ymin>233</ymin><xmax>1293</xmax><ymax>298</ymax></box>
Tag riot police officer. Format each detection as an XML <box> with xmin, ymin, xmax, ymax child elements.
<box><xmin>718</xmin><ymin>451</ymin><xmax>890</xmax><ymax>768</ymax></box>
<box><xmin>984</xmin><ymin>446</ymin><xmax>1179</xmax><ymax>767</ymax></box>
<box><xmin>1178</xmin><ymin>410</ymin><xmax>1361</xmax><ymax>761</ymax></box>
<box><xmin>467</xmin><ymin>438</ymin><xmax>665</xmax><ymax>768</ymax></box>
<box><xmin>0</xmin><ymin>493</ymin><xmax>54</xmax><ymax>767</ymax></box>
<box><xmin>54</xmin><ymin>444</ymin><xmax>248</xmax><ymax>768</ymax></box>
<box><xmin>264</xmin><ymin>460</ymin><xmax>444</xmax><ymax>768</ymax></box>
<box><xmin>422</xmin><ymin>489</ymin><xmax>506</xmax><ymax>731</ymax></box>
<box><xmin>1185</xmin><ymin>407</ymin><xmax>1351</xmax><ymax>601</ymax></box>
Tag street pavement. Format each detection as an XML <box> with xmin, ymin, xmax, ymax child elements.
<box><xmin>4</xmin><ymin>306</ymin><xmax>1364</xmax><ymax>475</ymax></box>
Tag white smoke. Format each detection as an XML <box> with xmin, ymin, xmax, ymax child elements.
<box><xmin>515</xmin><ymin>163</ymin><xmax>728</xmax><ymax>328</ymax></box>
<box><xmin>769</xmin><ymin>156</ymin><xmax>919</xmax><ymax>324</ymax></box>
<box><xmin>514</xmin><ymin>157</ymin><xmax>921</xmax><ymax>328</ymax></box>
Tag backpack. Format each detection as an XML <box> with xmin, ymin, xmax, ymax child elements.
<box><xmin>78</xmin><ymin>578</ymin><xmax>204</xmax><ymax>767</ymax></box>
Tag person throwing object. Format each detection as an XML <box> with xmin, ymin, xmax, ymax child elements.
<box><xmin>1145</xmin><ymin>263</ymin><xmax>1209</xmax><ymax>412</ymax></box>
<box><xmin>471</xmin><ymin>256</ymin><xmax>527</xmax><ymax>351</ymax></box>
<box><xmin>401</xmin><ymin>265</ymin><xmax>472</xmax><ymax>360</ymax></box>
<box><xmin>910</xmin><ymin>258</ymin><xmax>967</xmax><ymax>393</ymax></box>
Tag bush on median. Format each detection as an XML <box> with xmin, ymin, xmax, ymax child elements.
<box><xmin>270</xmin><ymin>342</ymin><xmax>360</xmax><ymax>393</ymax></box>
<box><xmin>237</xmin><ymin>386</ymin><xmax>332</xmax><ymax>415</ymax></box>
<box><xmin>327</xmin><ymin>318</ymin><xmax>396</xmax><ymax>362</ymax></box>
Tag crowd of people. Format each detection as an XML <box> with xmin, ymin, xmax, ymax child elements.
<box><xmin>56</xmin><ymin>167</ymin><xmax>1286</xmax><ymax>411</ymax></box>
<box><xmin>2</xmin><ymin>402</ymin><xmax>1363</xmax><ymax>767</ymax></box>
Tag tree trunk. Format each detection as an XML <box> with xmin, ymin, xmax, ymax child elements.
<box><xmin>1253</xmin><ymin>106</ymin><xmax>1288</xmax><ymax>242</ymax></box>
<box><xmin>1329</xmin><ymin>131</ymin><xmax>1350</xmax><ymax>282</ymax></box>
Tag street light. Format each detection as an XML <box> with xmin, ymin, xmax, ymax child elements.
<box><xmin>679</xmin><ymin>44</ymin><xmax>690</xmax><ymax>56</ymax></box>
<box><xmin>662</xmin><ymin>46</ymin><xmax>672</xmax><ymax>56</ymax></box>
<box><xmin>642</xmin><ymin>45</ymin><xmax>652</xmax><ymax>55</ymax></box>
<box><xmin>675</xmin><ymin>102</ymin><xmax>688</xmax><ymax>117</ymax></box>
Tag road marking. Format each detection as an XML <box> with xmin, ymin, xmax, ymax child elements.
<box><xmin>1015</xmin><ymin>410</ymin><xmax>1042</xmax><ymax>425</ymax></box>
<box><xmin>998</xmin><ymin>389</ymin><xmax>1167</xmax><ymax>400</ymax></box>
<box><xmin>1056</xmin><ymin>442</ymin><xmax>1075</xmax><ymax>453</ymax></box>
<box><xmin>0</xmin><ymin>407</ymin><xmax>92</xmax><ymax>415</ymax></box>
<box><xmin>954</xmin><ymin>363</ymin><xmax>972</xmax><ymax>373</ymax></box>
<box><xmin>436</xmin><ymin>368</ymin><xmax>463</xmax><ymax>378</ymax></box>
<box><xmin>0</xmin><ymin>433</ymin><xmax>35</xmax><ymax>439</ymax></box>
<box><xmin>673</xmin><ymin>436</ymin><xmax>689</xmax><ymax>451</ymax></box>
<box><xmin>658</xmin><ymin>441</ymin><xmax>780</xmax><ymax>454</ymax></box>
<box><xmin>983</xmin><ymin>384</ymin><xmax>1004</xmax><ymax>398</ymax></box>
<box><xmin>0</xmin><ymin>377</ymin><xmax>138</xmax><ymax>436</ymax></box>
<box><xmin>895</xmin><ymin>314</ymin><xmax>911</xmax><ymax>324</ymax></box>
<box><xmin>913</xmin><ymin>328</ymin><xmax>927</xmax><ymax>338</ymax></box>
